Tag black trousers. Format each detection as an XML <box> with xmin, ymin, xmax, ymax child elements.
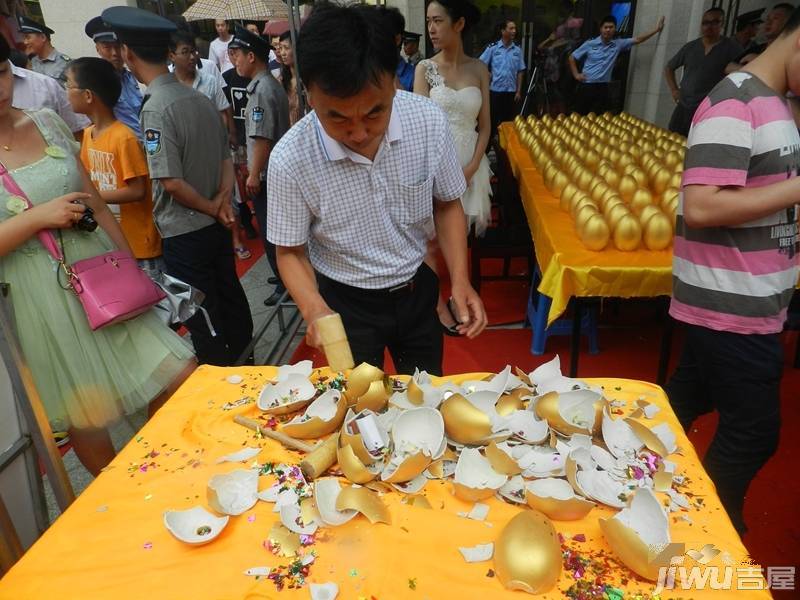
<box><xmin>667</xmin><ymin>102</ymin><xmax>697</xmax><ymax>137</ymax></box>
<box><xmin>665</xmin><ymin>324</ymin><xmax>782</xmax><ymax>534</ymax></box>
<box><xmin>317</xmin><ymin>264</ymin><xmax>443</xmax><ymax>376</ymax></box>
<box><xmin>162</xmin><ymin>223</ymin><xmax>253</xmax><ymax>366</ymax></box>
<box><xmin>490</xmin><ymin>91</ymin><xmax>517</xmax><ymax>137</ymax></box>
<box><xmin>572</xmin><ymin>82</ymin><xmax>610</xmax><ymax>115</ymax></box>
<box><xmin>252</xmin><ymin>181</ymin><xmax>284</xmax><ymax>289</ymax></box>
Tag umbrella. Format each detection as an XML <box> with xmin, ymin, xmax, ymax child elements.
<box><xmin>263</xmin><ymin>18</ymin><xmax>306</xmax><ymax>36</ymax></box>
<box><xmin>183</xmin><ymin>0</ymin><xmax>288</xmax><ymax>22</ymax></box>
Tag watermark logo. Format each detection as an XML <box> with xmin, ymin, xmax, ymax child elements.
<box><xmin>652</xmin><ymin>543</ymin><xmax>796</xmax><ymax>593</ymax></box>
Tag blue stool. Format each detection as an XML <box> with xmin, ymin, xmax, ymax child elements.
<box><xmin>526</xmin><ymin>266</ymin><xmax>599</xmax><ymax>356</ymax></box>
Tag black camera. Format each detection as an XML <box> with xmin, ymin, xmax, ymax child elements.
<box><xmin>72</xmin><ymin>201</ymin><xmax>98</xmax><ymax>232</ymax></box>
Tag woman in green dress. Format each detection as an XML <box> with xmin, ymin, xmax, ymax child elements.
<box><xmin>0</xmin><ymin>41</ymin><xmax>195</xmax><ymax>476</ymax></box>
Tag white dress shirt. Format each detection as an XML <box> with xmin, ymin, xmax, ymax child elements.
<box><xmin>267</xmin><ymin>90</ymin><xmax>467</xmax><ymax>289</ymax></box>
<box><xmin>11</xmin><ymin>64</ymin><xmax>90</xmax><ymax>133</ymax></box>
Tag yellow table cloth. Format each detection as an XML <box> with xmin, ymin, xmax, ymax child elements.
<box><xmin>0</xmin><ymin>366</ymin><xmax>770</xmax><ymax>599</ymax></box>
<box><xmin>499</xmin><ymin>123</ymin><xmax>674</xmax><ymax>326</ymax></box>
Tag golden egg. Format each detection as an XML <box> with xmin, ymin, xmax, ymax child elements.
<box><xmin>603</xmin><ymin>169</ymin><xmax>620</xmax><ymax>189</ymax></box>
<box><xmin>643</xmin><ymin>212</ymin><xmax>673</xmax><ymax>251</ymax></box>
<box><xmin>590</xmin><ymin>181</ymin><xmax>611</xmax><ymax>204</ymax></box>
<box><xmin>616</xmin><ymin>153</ymin><xmax>634</xmax><ymax>171</ymax></box>
<box><xmin>580</xmin><ymin>213</ymin><xmax>611</xmax><ymax>251</ymax></box>
<box><xmin>551</xmin><ymin>171</ymin><xmax>569</xmax><ymax>197</ymax></box>
<box><xmin>585</xmin><ymin>149</ymin><xmax>601</xmax><ymax>168</ymax></box>
<box><xmin>605</xmin><ymin>203</ymin><xmax>630</xmax><ymax>232</ymax></box>
<box><xmin>660</xmin><ymin>187</ymin><xmax>679</xmax><ymax>208</ymax></box>
<box><xmin>601</xmin><ymin>193</ymin><xmax>623</xmax><ymax>212</ymax></box>
<box><xmin>560</xmin><ymin>182</ymin><xmax>580</xmax><ymax>212</ymax></box>
<box><xmin>629</xmin><ymin>168</ymin><xmax>648</xmax><ymax>187</ymax></box>
<box><xmin>618</xmin><ymin>175</ymin><xmax>638</xmax><ymax>203</ymax></box>
<box><xmin>575</xmin><ymin>204</ymin><xmax>599</xmax><ymax>230</ymax></box>
<box><xmin>650</xmin><ymin>169</ymin><xmax>671</xmax><ymax>195</ymax></box>
<box><xmin>613</xmin><ymin>214</ymin><xmax>642</xmax><ymax>251</ymax></box>
<box><xmin>668</xmin><ymin>172</ymin><xmax>682</xmax><ymax>189</ymax></box>
<box><xmin>494</xmin><ymin>510</ymin><xmax>562</xmax><ymax>594</ymax></box>
<box><xmin>662</xmin><ymin>194</ymin><xmax>679</xmax><ymax>217</ymax></box>
<box><xmin>571</xmin><ymin>194</ymin><xmax>596</xmax><ymax>219</ymax></box>
<box><xmin>576</xmin><ymin>169</ymin><xmax>594</xmax><ymax>191</ymax></box>
<box><xmin>637</xmin><ymin>205</ymin><xmax>662</xmax><ymax>230</ymax></box>
<box><xmin>664</xmin><ymin>151</ymin><xmax>682</xmax><ymax>168</ymax></box>
<box><xmin>608</xmin><ymin>148</ymin><xmax>622</xmax><ymax>165</ymax></box>
<box><xmin>630</xmin><ymin>188</ymin><xmax>654</xmax><ymax>215</ymax></box>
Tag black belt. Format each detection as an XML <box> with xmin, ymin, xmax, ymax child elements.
<box><xmin>318</xmin><ymin>267</ymin><xmax>425</xmax><ymax>297</ymax></box>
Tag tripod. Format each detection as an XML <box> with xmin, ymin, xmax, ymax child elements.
<box><xmin>520</xmin><ymin>57</ymin><xmax>550</xmax><ymax>118</ymax></box>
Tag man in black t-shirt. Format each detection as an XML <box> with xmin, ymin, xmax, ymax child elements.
<box><xmin>221</xmin><ymin>58</ymin><xmax>258</xmax><ymax>239</ymax></box>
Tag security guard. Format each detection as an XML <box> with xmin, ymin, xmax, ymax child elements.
<box><xmin>401</xmin><ymin>31</ymin><xmax>422</xmax><ymax>66</ymax></box>
<box><xmin>479</xmin><ymin>20</ymin><xmax>526</xmax><ymax>136</ymax></box>
<box><xmin>102</xmin><ymin>6</ymin><xmax>254</xmax><ymax>366</ymax></box>
<box><xmin>18</xmin><ymin>15</ymin><xmax>71</xmax><ymax>85</ymax></box>
<box><xmin>84</xmin><ymin>16</ymin><xmax>143</xmax><ymax>139</ymax></box>
<box><xmin>228</xmin><ymin>26</ymin><xmax>290</xmax><ymax>307</ymax></box>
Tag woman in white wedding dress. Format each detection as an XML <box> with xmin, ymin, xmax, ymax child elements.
<box><xmin>414</xmin><ymin>0</ymin><xmax>491</xmax><ymax>334</ymax></box>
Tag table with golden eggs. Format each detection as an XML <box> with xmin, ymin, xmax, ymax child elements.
<box><xmin>0</xmin><ymin>364</ymin><xmax>770</xmax><ymax>600</ymax></box>
<box><xmin>498</xmin><ymin>115</ymin><xmax>678</xmax><ymax>377</ymax></box>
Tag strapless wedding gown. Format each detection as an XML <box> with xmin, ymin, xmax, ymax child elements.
<box><xmin>422</xmin><ymin>59</ymin><xmax>492</xmax><ymax>236</ymax></box>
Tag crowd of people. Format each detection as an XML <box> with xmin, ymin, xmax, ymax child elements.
<box><xmin>0</xmin><ymin>1</ymin><xmax>797</xmax><ymax>538</ymax></box>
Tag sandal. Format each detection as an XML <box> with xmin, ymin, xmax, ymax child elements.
<box><xmin>235</xmin><ymin>246</ymin><xmax>251</xmax><ymax>260</ymax></box>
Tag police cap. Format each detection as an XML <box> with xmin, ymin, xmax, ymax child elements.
<box><xmin>403</xmin><ymin>31</ymin><xmax>422</xmax><ymax>43</ymax></box>
<box><xmin>736</xmin><ymin>9</ymin><xmax>765</xmax><ymax>30</ymax></box>
<box><xmin>85</xmin><ymin>16</ymin><xmax>118</xmax><ymax>43</ymax></box>
<box><xmin>100</xmin><ymin>6</ymin><xmax>177</xmax><ymax>48</ymax></box>
<box><xmin>227</xmin><ymin>25</ymin><xmax>271</xmax><ymax>61</ymax></box>
<box><xmin>18</xmin><ymin>15</ymin><xmax>54</xmax><ymax>36</ymax></box>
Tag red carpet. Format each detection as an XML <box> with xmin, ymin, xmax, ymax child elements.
<box><xmin>290</xmin><ymin>305</ymin><xmax>800</xmax><ymax>582</ymax></box>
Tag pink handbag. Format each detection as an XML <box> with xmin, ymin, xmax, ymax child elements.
<box><xmin>0</xmin><ymin>161</ymin><xmax>165</xmax><ymax>330</ymax></box>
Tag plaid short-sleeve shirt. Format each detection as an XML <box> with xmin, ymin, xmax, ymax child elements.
<box><xmin>266</xmin><ymin>90</ymin><xmax>467</xmax><ymax>289</ymax></box>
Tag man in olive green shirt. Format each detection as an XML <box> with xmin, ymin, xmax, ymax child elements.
<box><xmin>103</xmin><ymin>6</ymin><xmax>253</xmax><ymax>366</ymax></box>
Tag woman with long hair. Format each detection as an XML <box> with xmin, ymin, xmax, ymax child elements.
<box><xmin>415</xmin><ymin>0</ymin><xmax>491</xmax><ymax>334</ymax></box>
<box><xmin>278</xmin><ymin>31</ymin><xmax>302</xmax><ymax>126</ymax></box>
<box><xmin>0</xmin><ymin>37</ymin><xmax>195</xmax><ymax>476</ymax></box>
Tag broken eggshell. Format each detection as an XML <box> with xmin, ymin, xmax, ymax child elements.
<box><xmin>335</xmin><ymin>485</ymin><xmax>391</xmax><ymax>525</ymax></box>
<box><xmin>494</xmin><ymin>509</ymin><xmax>562</xmax><ymax>594</ymax></box>
<box><xmin>276</xmin><ymin>360</ymin><xmax>313</xmax><ymax>381</ymax></box>
<box><xmin>599</xmin><ymin>487</ymin><xmax>671</xmax><ymax>581</ymax></box>
<box><xmin>529</xmin><ymin>355</ymin><xmax>596</xmax><ymax>394</ymax></box>
<box><xmin>282</xmin><ymin>388</ymin><xmax>347</xmax><ymax>439</ymax></box>
<box><xmin>440</xmin><ymin>391</ymin><xmax>505</xmax><ymax>445</ymax></box>
<box><xmin>344</xmin><ymin>362</ymin><xmax>384</xmax><ymax>401</ymax></box>
<box><xmin>336</xmin><ymin>441</ymin><xmax>382</xmax><ymax>484</ymax></box>
<box><xmin>381</xmin><ymin>407</ymin><xmax>444</xmax><ymax>483</ymax></box>
<box><xmin>207</xmin><ymin>469</ymin><xmax>259</xmax><ymax>516</ymax></box>
<box><xmin>501</xmin><ymin>409</ymin><xmax>549</xmax><ymax>444</ymax></box>
<box><xmin>602</xmin><ymin>407</ymin><xmax>644</xmax><ymax>458</ymax></box>
<box><xmin>485</xmin><ymin>441</ymin><xmax>522</xmax><ymax>475</ymax></box>
<box><xmin>314</xmin><ymin>478</ymin><xmax>357</xmax><ymax>526</ymax></box>
<box><xmin>625</xmin><ymin>418</ymin><xmax>677</xmax><ymax>457</ymax></box>
<box><xmin>354</xmin><ymin>376</ymin><xmax>392</xmax><ymax>413</ymax></box>
<box><xmin>339</xmin><ymin>409</ymin><xmax>389</xmax><ymax>465</ymax></box>
<box><xmin>534</xmin><ymin>389</ymin><xmax>604</xmax><ymax>436</ymax></box>
<box><xmin>498</xmin><ymin>474</ymin><xmax>527</xmax><ymax>504</ymax></box>
<box><xmin>452</xmin><ymin>447</ymin><xmax>507</xmax><ymax>502</ymax></box>
<box><xmin>524</xmin><ymin>477</ymin><xmax>596</xmax><ymax>521</ymax></box>
<box><xmin>163</xmin><ymin>506</ymin><xmax>229</xmax><ymax>545</ymax></box>
<box><xmin>257</xmin><ymin>373</ymin><xmax>316</xmax><ymax>415</ymax></box>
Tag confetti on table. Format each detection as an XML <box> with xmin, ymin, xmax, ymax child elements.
<box><xmin>408</xmin><ymin>577</ymin><xmax>417</xmax><ymax>590</ymax></box>
<box><xmin>144</xmin><ymin>494</ymin><xmax>153</xmax><ymax>501</ymax></box>
<box><xmin>247</xmin><ymin>514</ymin><xmax>256</xmax><ymax>523</ymax></box>
<box><xmin>143</xmin><ymin>542</ymin><xmax>152</xmax><ymax>550</ymax></box>
<box><xmin>96</xmin><ymin>505</ymin><xmax>108</xmax><ymax>513</ymax></box>
<box><xmin>349</xmin><ymin>568</ymin><xmax>359</xmax><ymax>577</ymax></box>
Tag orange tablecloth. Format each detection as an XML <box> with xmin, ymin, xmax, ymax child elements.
<box><xmin>0</xmin><ymin>366</ymin><xmax>770</xmax><ymax>599</ymax></box>
<box><xmin>499</xmin><ymin>123</ymin><xmax>674</xmax><ymax>326</ymax></box>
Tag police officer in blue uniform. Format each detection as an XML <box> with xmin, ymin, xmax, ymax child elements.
<box><xmin>479</xmin><ymin>20</ymin><xmax>526</xmax><ymax>136</ymax></box>
<box><xmin>84</xmin><ymin>16</ymin><xmax>143</xmax><ymax>139</ymax></box>
<box><xmin>102</xmin><ymin>6</ymin><xmax>253</xmax><ymax>366</ymax></box>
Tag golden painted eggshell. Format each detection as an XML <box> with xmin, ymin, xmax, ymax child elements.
<box><xmin>637</xmin><ymin>204</ymin><xmax>662</xmax><ymax>229</ymax></box>
<box><xmin>605</xmin><ymin>203</ymin><xmax>630</xmax><ymax>232</ymax></box>
<box><xmin>580</xmin><ymin>214</ymin><xmax>611</xmax><ymax>251</ymax></box>
<box><xmin>629</xmin><ymin>188</ymin><xmax>653</xmax><ymax>215</ymax></box>
<box><xmin>560</xmin><ymin>182</ymin><xmax>580</xmax><ymax>212</ymax></box>
<box><xmin>613</xmin><ymin>214</ymin><xmax>642</xmax><ymax>251</ymax></box>
<box><xmin>440</xmin><ymin>393</ymin><xmax>492</xmax><ymax>445</ymax></box>
<box><xmin>617</xmin><ymin>175</ymin><xmax>637</xmax><ymax>203</ymax></box>
<box><xmin>571</xmin><ymin>195</ymin><xmax>596</xmax><ymax>219</ymax></box>
<box><xmin>575</xmin><ymin>204</ymin><xmax>599</xmax><ymax>231</ymax></box>
<box><xmin>643</xmin><ymin>212</ymin><xmax>673</xmax><ymax>251</ymax></box>
<box><xmin>494</xmin><ymin>510</ymin><xmax>562</xmax><ymax>594</ymax></box>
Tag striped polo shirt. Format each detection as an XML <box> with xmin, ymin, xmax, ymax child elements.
<box><xmin>670</xmin><ymin>72</ymin><xmax>800</xmax><ymax>335</ymax></box>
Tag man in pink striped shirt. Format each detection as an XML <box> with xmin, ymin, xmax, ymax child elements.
<box><xmin>666</xmin><ymin>7</ymin><xmax>800</xmax><ymax>535</ymax></box>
